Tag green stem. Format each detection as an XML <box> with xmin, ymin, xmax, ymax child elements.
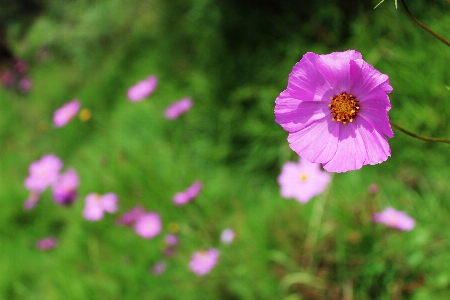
<box><xmin>390</xmin><ymin>121</ymin><xmax>450</xmax><ymax>144</ymax></box>
<box><xmin>302</xmin><ymin>176</ymin><xmax>333</xmax><ymax>272</ymax></box>
<box><xmin>400</xmin><ymin>0</ymin><xmax>450</xmax><ymax>47</ymax></box>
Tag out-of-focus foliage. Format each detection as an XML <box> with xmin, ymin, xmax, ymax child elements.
<box><xmin>1</xmin><ymin>0</ymin><xmax>450</xmax><ymax>299</ymax></box>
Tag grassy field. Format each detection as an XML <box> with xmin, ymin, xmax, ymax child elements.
<box><xmin>1</xmin><ymin>0</ymin><xmax>450</xmax><ymax>299</ymax></box>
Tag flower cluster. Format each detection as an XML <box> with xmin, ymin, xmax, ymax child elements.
<box><xmin>0</xmin><ymin>59</ymin><xmax>32</xmax><ymax>93</ymax></box>
<box><xmin>116</xmin><ymin>206</ymin><xmax>162</xmax><ymax>239</ymax></box>
<box><xmin>23</xmin><ymin>154</ymin><xmax>79</xmax><ymax>210</ymax></box>
<box><xmin>25</xmin><ymin>74</ymin><xmax>209</xmax><ymax>276</ymax></box>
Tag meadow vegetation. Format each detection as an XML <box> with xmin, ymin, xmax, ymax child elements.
<box><xmin>1</xmin><ymin>0</ymin><xmax>450</xmax><ymax>299</ymax></box>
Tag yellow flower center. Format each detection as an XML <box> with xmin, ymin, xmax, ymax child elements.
<box><xmin>79</xmin><ymin>108</ymin><xmax>92</xmax><ymax>122</ymax></box>
<box><xmin>300</xmin><ymin>174</ymin><xmax>308</xmax><ymax>182</ymax></box>
<box><xmin>328</xmin><ymin>92</ymin><xmax>360</xmax><ymax>124</ymax></box>
<box><xmin>168</xmin><ymin>222</ymin><xmax>180</xmax><ymax>234</ymax></box>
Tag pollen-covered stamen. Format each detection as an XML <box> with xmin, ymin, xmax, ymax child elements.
<box><xmin>328</xmin><ymin>92</ymin><xmax>360</xmax><ymax>124</ymax></box>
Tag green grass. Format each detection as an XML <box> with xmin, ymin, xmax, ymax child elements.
<box><xmin>1</xmin><ymin>0</ymin><xmax>450</xmax><ymax>299</ymax></box>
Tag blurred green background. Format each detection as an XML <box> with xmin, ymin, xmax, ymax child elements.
<box><xmin>1</xmin><ymin>0</ymin><xmax>450</xmax><ymax>299</ymax></box>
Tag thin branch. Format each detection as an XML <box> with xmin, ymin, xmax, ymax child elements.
<box><xmin>390</xmin><ymin>121</ymin><xmax>450</xmax><ymax>144</ymax></box>
<box><xmin>400</xmin><ymin>0</ymin><xmax>450</xmax><ymax>47</ymax></box>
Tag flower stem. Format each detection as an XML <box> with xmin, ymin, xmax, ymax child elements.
<box><xmin>400</xmin><ymin>0</ymin><xmax>450</xmax><ymax>47</ymax></box>
<box><xmin>302</xmin><ymin>176</ymin><xmax>333</xmax><ymax>272</ymax></box>
<box><xmin>390</xmin><ymin>121</ymin><xmax>450</xmax><ymax>144</ymax></box>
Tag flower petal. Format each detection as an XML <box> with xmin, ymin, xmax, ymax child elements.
<box><xmin>349</xmin><ymin>59</ymin><xmax>392</xmax><ymax>99</ymax></box>
<box><xmin>316</xmin><ymin>50</ymin><xmax>362</xmax><ymax>92</ymax></box>
<box><xmin>275</xmin><ymin>99</ymin><xmax>329</xmax><ymax>132</ymax></box>
<box><xmin>322</xmin><ymin>123</ymin><xmax>365</xmax><ymax>172</ymax></box>
<box><xmin>286</xmin><ymin>52</ymin><xmax>332</xmax><ymax>102</ymax></box>
<box><xmin>287</xmin><ymin>119</ymin><xmax>339</xmax><ymax>164</ymax></box>
<box><xmin>358</xmin><ymin>100</ymin><xmax>394</xmax><ymax>138</ymax></box>
<box><xmin>355</xmin><ymin>117</ymin><xmax>391</xmax><ymax>165</ymax></box>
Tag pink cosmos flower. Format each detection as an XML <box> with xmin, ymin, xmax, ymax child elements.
<box><xmin>24</xmin><ymin>154</ymin><xmax>63</xmax><ymax>193</ymax></box>
<box><xmin>127</xmin><ymin>75</ymin><xmax>157</xmax><ymax>102</ymax></box>
<box><xmin>275</xmin><ymin>50</ymin><xmax>393</xmax><ymax>173</ymax></box>
<box><xmin>36</xmin><ymin>237</ymin><xmax>58</xmax><ymax>250</ymax></box>
<box><xmin>220</xmin><ymin>228</ymin><xmax>235</xmax><ymax>245</ymax></box>
<box><xmin>151</xmin><ymin>261</ymin><xmax>167</xmax><ymax>276</ymax></box>
<box><xmin>0</xmin><ymin>70</ymin><xmax>15</xmax><ymax>87</ymax></box>
<box><xmin>134</xmin><ymin>212</ymin><xmax>162</xmax><ymax>239</ymax></box>
<box><xmin>19</xmin><ymin>76</ymin><xmax>32</xmax><ymax>93</ymax></box>
<box><xmin>165</xmin><ymin>234</ymin><xmax>178</xmax><ymax>246</ymax></box>
<box><xmin>53</xmin><ymin>99</ymin><xmax>81</xmax><ymax>127</ymax></box>
<box><xmin>189</xmin><ymin>248</ymin><xmax>220</xmax><ymax>276</ymax></box>
<box><xmin>277</xmin><ymin>159</ymin><xmax>331</xmax><ymax>203</ymax></box>
<box><xmin>52</xmin><ymin>168</ymin><xmax>79</xmax><ymax>205</ymax></box>
<box><xmin>116</xmin><ymin>205</ymin><xmax>146</xmax><ymax>226</ymax></box>
<box><xmin>82</xmin><ymin>193</ymin><xmax>118</xmax><ymax>221</ymax></box>
<box><xmin>14</xmin><ymin>60</ymin><xmax>28</xmax><ymax>74</ymax></box>
<box><xmin>373</xmin><ymin>207</ymin><xmax>415</xmax><ymax>231</ymax></box>
<box><xmin>164</xmin><ymin>98</ymin><xmax>193</xmax><ymax>119</ymax></box>
<box><xmin>173</xmin><ymin>181</ymin><xmax>202</xmax><ymax>205</ymax></box>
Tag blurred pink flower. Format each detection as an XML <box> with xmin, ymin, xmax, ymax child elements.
<box><xmin>53</xmin><ymin>99</ymin><xmax>81</xmax><ymax>127</ymax></box>
<box><xmin>0</xmin><ymin>70</ymin><xmax>15</xmax><ymax>87</ymax></box>
<box><xmin>14</xmin><ymin>60</ymin><xmax>28</xmax><ymax>74</ymax></box>
<box><xmin>24</xmin><ymin>191</ymin><xmax>40</xmax><ymax>211</ymax></box>
<box><xmin>173</xmin><ymin>181</ymin><xmax>202</xmax><ymax>205</ymax></box>
<box><xmin>36</xmin><ymin>237</ymin><xmax>58</xmax><ymax>250</ymax></box>
<box><xmin>52</xmin><ymin>168</ymin><xmax>79</xmax><ymax>206</ymax></box>
<box><xmin>369</xmin><ymin>184</ymin><xmax>379</xmax><ymax>194</ymax></box>
<box><xmin>127</xmin><ymin>75</ymin><xmax>157</xmax><ymax>102</ymax></box>
<box><xmin>277</xmin><ymin>159</ymin><xmax>331</xmax><ymax>203</ymax></box>
<box><xmin>373</xmin><ymin>207</ymin><xmax>415</xmax><ymax>231</ymax></box>
<box><xmin>19</xmin><ymin>76</ymin><xmax>32</xmax><ymax>93</ymax></box>
<box><xmin>164</xmin><ymin>98</ymin><xmax>193</xmax><ymax>119</ymax></box>
<box><xmin>164</xmin><ymin>234</ymin><xmax>178</xmax><ymax>246</ymax></box>
<box><xmin>220</xmin><ymin>228</ymin><xmax>235</xmax><ymax>245</ymax></box>
<box><xmin>151</xmin><ymin>261</ymin><xmax>167</xmax><ymax>276</ymax></box>
<box><xmin>189</xmin><ymin>248</ymin><xmax>219</xmax><ymax>276</ymax></box>
<box><xmin>275</xmin><ymin>50</ymin><xmax>393</xmax><ymax>173</ymax></box>
<box><xmin>24</xmin><ymin>154</ymin><xmax>63</xmax><ymax>193</ymax></box>
<box><xmin>116</xmin><ymin>205</ymin><xmax>146</xmax><ymax>226</ymax></box>
<box><xmin>83</xmin><ymin>193</ymin><xmax>118</xmax><ymax>221</ymax></box>
<box><xmin>134</xmin><ymin>212</ymin><xmax>162</xmax><ymax>239</ymax></box>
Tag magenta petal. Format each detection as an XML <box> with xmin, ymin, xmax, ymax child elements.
<box><xmin>275</xmin><ymin>100</ymin><xmax>329</xmax><ymax>132</ymax></box>
<box><xmin>164</xmin><ymin>98</ymin><xmax>193</xmax><ymax>119</ymax></box>
<box><xmin>349</xmin><ymin>59</ymin><xmax>392</xmax><ymax>98</ymax></box>
<box><xmin>316</xmin><ymin>50</ymin><xmax>362</xmax><ymax>91</ymax></box>
<box><xmin>101</xmin><ymin>193</ymin><xmax>118</xmax><ymax>213</ymax></box>
<box><xmin>355</xmin><ymin>118</ymin><xmax>391</xmax><ymax>165</ymax></box>
<box><xmin>127</xmin><ymin>75</ymin><xmax>157</xmax><ymax>102</ymax></box>
<box><xmin>373</xmin><ymin>207</ymin><xmax>415</xmax><ymax>231</ymax></box>
<box><xmin>287</xmin><ymin>119</ymin><xmax>339</xmax><ymax>164</ymax></box>
<box><xmin>358</xmin><ymin>102</ymin><xmax>394</xmax><ymax>138</ymax></box>
<box><xmin>322</xmin><ymin>123</ymin><xmax>365</xmax><ymax>172</ymax></box>
<box><xmin>53</xmin><ymin>100</ymin><xmax>81</xmax><ymax>128</ymax></box>
<box><xmin>287</xmin><ymin>53</ymin><xmax>331</xmax><ymax>101</ymax></box>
